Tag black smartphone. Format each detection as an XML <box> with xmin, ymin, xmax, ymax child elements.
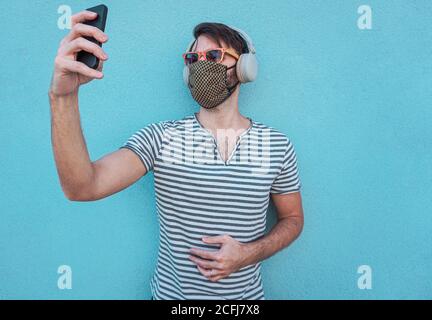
<box><xmin>76</xmin><ymin>4</ymin><xmax>108</xmax><ymax>69</ymax></box>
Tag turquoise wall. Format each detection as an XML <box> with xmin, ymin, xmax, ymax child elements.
<box><xmin>0</xmin><ymin>0</ymin><xmax>431</xmax><ymax>299</ymax></box>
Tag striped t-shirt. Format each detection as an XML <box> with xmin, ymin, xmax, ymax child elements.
<box><xmin>120</xmin><ymin>113</ymin><xmax>302</xmax><ymax>300</ymax></box>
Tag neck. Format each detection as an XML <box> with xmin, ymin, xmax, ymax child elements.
<box><xmin>195</xmin><ymin>87</ymin><xmax>251</xmax><ymax>132</ymax></box>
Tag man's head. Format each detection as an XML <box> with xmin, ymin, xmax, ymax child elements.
<box><xmin>184</xmin><ymin>22</ymin><xmax>257</xmax><ymax>110</ymax></box>
<box><xmin>192</xmin><ymin>23</ymin><xmax>248</xmax><ymax>88</ymax></box>
<box><xmin>190</xmin><ymin>22</ymin><xmax>249</xmax><ymax>88</ymax></box>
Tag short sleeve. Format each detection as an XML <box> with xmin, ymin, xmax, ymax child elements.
<box><xmin>270</xmin><ymin>138</ymin><xmax>302</xmax><ymax>194</ymax></box>
<box><xmin>119</xmin><ymin>122</ymin><xmax>165</xmax><ymax>172</ymax></box>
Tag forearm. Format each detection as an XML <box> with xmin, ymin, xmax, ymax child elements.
<box><xmin>49</xmin><ymin>90</ymin><xmax>94</xmax><ymax>199</ymax></box>
<box><xmin>242</xmin><ymin>216</ymin><xmax>303</xmax><ymax>266</ymax></box>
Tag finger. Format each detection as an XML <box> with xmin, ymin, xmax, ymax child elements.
<box><xmin>61</xmin><ymin>37</ymin><xmax>108</xmax><ymax>61</ymax></box>
<box><xmin>65</xmin><ymin>23</ymin><xmax>108</xmax><ymax>44</ymax></box>
<box><xmin>96</xmin><ymin>60</ymin><xmax>104</xmax><ymax>72</ymax></box>
<box><xmin>202</xmin><ymin>235</ymin><xmax>230</xmax><ymax>244</ymax></box>
<box><xmin>189</xmin><ymin>255</ymin><xmax>220</xmax><ymax>269</ymax></box>
<box><xmin>189</xmin><ymin>248</ymin><xmax>219</xmax><ymax>261</ymax></box>
<box><xmin>197</xmin><ymin>265</ymin><xmax>222</xmax><ymax>280</ymax></box>
<box><xmin>209</xmin><ymin>275</ymin><xmax>225</xmax><ymax>282</ymax></box>
<box><xmin>71</xmin><ymin>10</ymin><xmax>98</xmax><ymax>27</ymax></box>
<box><xmin>56</xmin><ymin>57</ymin><xmax>103</xmax><ymax>79</ymax></box>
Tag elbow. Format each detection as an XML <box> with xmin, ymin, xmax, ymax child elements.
<box><xmin>63</xmin><ymin>189</ymin><xmax>86</xmax><ymax>202</ymax></box>
<box><xmin>62</xmin><ymin>184</ymin><xmax>94</xmax><ymax>202</ymax></box>
<box><xmin>296</xmin><ymin>214</ymin><xmax>304</xmax><ymax>238</ymax></box>
<box><xmin>59</xmin><ymin>169</ymin><xmax>97</xmax><ymax>202</ymax></box>
<box><xmin>288</xmin><ymin>213</ymin><xmax>304</xmax><ymax>240</ymax></box>
<box><xmin>65</xmin><ymin>193</ymin><xmax>83</xmax><ymax>202</ymax></box>
<box><xmin>297</xmin><ymin>219</ymin><xmax>304</xmax><ymax>238</ymax></box>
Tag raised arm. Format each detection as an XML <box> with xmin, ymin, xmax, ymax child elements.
<box><xmin>49</xmin><ymin>10</ymin><xmax>147</xmax><ymax>201</ymax></box>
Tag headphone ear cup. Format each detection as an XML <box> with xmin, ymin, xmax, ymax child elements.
<box><xmin>236</xmin><ymin>53</ymin><xmax>258</xmax><ymax>83</ymax></box>
<box><xmin>183</xmin><ymin>39</ymin><xmax>196</xmax><ymax>86</ymax></box>
<box><xmin>183</xmin><ymin>66</ymin><xmax>190</xmax><ymax>86</ymax></box>
<box><xmin>236</xmin><ymin>55</ymin><xmax>245</xmax><ymax>83</ymax></box>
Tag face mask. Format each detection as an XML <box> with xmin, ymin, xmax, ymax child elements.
<box><xmin>187</xmin><ymin>60</ymin><xmax>239</xmax><ymax>109</ymax></box>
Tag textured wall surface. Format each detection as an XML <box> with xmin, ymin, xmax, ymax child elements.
<box><xmin>0</xmin><ymin>0</ymin><xmax>431</xmax><ymax>299</ymax></box>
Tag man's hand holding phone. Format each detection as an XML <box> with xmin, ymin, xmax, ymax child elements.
<box><xmin>50</xmin><ymin>10</ymin><xmax>108</xmax><ymax>97</ymax></box>
<box><xmin>49</xmin><ymin>5</ymin><xmax>147</xmax><ymax>203</ymax></box>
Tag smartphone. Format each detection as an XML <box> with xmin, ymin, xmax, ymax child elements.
<box><xmin>76</xmin><ymin>4</ymin><xmax>108</xmax><ymax>69</ymax></box>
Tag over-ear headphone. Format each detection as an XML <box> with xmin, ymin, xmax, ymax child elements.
<box><xmin>183</xmin><ymin>25</ymin><xmax>258</xmax><ymax>86</ymax></box>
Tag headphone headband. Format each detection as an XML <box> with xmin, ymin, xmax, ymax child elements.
<box><xmin>227</xmin><ymin>26</ymin><xmax>256</xmax><ymax>54</ymax></box>
<box><xmin>185</xmin><ymin>25</ymin><xmax>255</xmax><ymax>54</ymax></box>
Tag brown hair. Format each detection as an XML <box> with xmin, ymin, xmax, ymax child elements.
<box><xmin>192</xmin><ymin>22</ymin><xmax>248</xmax><ymax>55</ymax></box>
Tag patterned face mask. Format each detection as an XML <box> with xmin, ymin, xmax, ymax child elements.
<box><xmin>187</xmin><ymin>60</ymin><xmax>239</xmax><ymax>109</ymax></box>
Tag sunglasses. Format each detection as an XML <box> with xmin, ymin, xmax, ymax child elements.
<box><xmin>183</xmin><ymin>47</ymin><xmax>239</xmax><ymax>65</ymax></box>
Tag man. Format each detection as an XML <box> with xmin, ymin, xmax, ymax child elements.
<box><xmin>49</xmin><ymin>10</ymin><xmax>304</xmax><ymax>300</ymax></box>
